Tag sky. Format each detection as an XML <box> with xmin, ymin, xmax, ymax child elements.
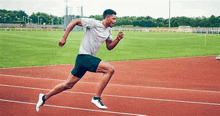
<box><xmin>0</xmin><ymin>0</ymin><xmax>219</xmax><ymax>19</ymax></box>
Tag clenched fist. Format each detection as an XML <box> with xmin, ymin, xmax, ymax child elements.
<box><xmin>117</xmin><ymin>32</ymin><xmax>124</xmax><ymax>40</ymax></box>
<box><xmin>58</xmin><ymin>37</ymin><xmax>66</xmax><ymax>47</ymax></box>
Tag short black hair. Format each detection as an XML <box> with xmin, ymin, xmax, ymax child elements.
<box><xmin>103</xmin><ymin>9</ymin><xmax>116</xmax><ymax>19</ymax></box>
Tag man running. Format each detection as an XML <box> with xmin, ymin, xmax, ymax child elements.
<box><xmin>36</xmin><ymin>9</ymin><xmax>124</xmax><ymax>111</ymax></box>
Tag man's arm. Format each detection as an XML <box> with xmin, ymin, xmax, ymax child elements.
<box><xmin>58</xmin><ymin>19</ymin><xmax>82</xmax><ymax>47</ymax></box>
<box><xmin>106</xmin><ymin>32</ymin><xmax>124</xmax><ymax>50</ymax></box>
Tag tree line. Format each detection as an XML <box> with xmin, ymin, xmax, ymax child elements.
<box><xmin>1</xmin><ymin>9</ymin><xmax>220</xmax><ymax>27</ymax></box>
<box><xmin>89</xmin><ymin>15</ymin><xmax>220</xmax><ymax>27</ymax></box>
<box><xmin>0</xmin><ymin>9</ymin><xmax>63</xmax><ymax>25</ymax></box>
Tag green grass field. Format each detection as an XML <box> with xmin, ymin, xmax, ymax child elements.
<box><xmin>0</xmin><ymin>30</ymin><xmax>219</xmax><ymax>68</ymax></box>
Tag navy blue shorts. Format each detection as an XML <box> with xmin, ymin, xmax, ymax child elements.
<box><xmin>71</xmin><ymin>54</ymin><xmax>101</xmax><ymax>78</ymax></box>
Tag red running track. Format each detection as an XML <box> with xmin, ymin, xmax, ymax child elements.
<box><xmin>0</xmin><ymin>56</ymin><xmax>220</xmax><ymax>116</ymax></box>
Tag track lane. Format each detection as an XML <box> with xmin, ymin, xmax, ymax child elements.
<box><xmin>1</xmin><ymin>75</ymin><xmax>220</xmax><ymax>104</ymax></box>
<box><xmin>1</xmin><ymin>56</ymin><xmax>220</xmax><ymax>91</ymax></box>
<box><xmin>0</xmin><ymin>84</ymin><xmax>219</xmax><ymax>116</ymax></box>
<box><xmin>1</xmin><ymin>56</ymin><xmax>220</xmax><ymax>115</ymax></box>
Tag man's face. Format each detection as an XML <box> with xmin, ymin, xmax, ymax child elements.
<box><xmin>107</xmin><ymin>15</ymin><xmax>116</xmax><ymax>27</ymax></box>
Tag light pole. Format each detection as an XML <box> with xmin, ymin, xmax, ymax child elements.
<box><xmin>27</xmin><ymin>17</ymin><xmax>29</xmax><ymax>24</ymax></box>
<box><xmin>81</xmin><ymin>6</ymin><xmax>83</xmax><ymax>18</ymax></box>
<box><xmin>65</xmin><ymin>0</ymin><xmax>68</xmax><ymax>16</ymax></box>
<box><xmin>38</xmin><ymin>16</ymin><xmax>40</xmax><ymax>25</ymax></box>
<box><xmin>64</xmin><ymin>0</ymin><xmax>68</xmax><ymax>31</ymax></box>
<box><xmin>51</xmin><ymin>18</ymin><xmax>54</xmax><ymax>26</ymax></box>
<box><xmin>169</xmin><ymin>0</ymin><xmax>171</xmax><ymax>31</ymax></box>
<box><xmin>58</xmin><ymin>17</ymin><xmax>59</xmax><ymax>25</ymax></box>
<box><xmin>25</xmin><ymin>17</ymin><xmax>26</xmax><ymax>24</ymax></box>
<box><xmin>40</xmin><ymin>19</ymin><xmax>42</xmax><ymax>25</ymax></box>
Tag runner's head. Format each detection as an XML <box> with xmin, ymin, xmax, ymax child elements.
<box><xmin>103</xmin><ymin>9</ymin><xmax>117</xmax><ymax>27</ymax></box>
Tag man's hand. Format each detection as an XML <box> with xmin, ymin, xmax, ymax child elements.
<box><xmin>117</xmin><ymin>32</ymin><xmax>124</xmax><ymax>40</ymax></box>
<box><xmin>58</xmin><ymin>37</ymin><xmax>66</xmax><ymax>47</ymax></box>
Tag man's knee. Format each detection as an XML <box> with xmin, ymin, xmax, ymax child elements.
<box><xmin>108</xmin><ymin>66</ymin><xmax>115</xmax><ymax>74</ymax></box>
<box><xmin>63</xmin><ymin>74</ymin><xmax>81</xmax><ymax>90</ymax></box>
<box><xmin>96</xmin><ymin>61</ymin><xmax>115</xmax><ymax>74</ymax></box>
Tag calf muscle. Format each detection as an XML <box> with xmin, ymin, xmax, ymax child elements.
<box><xmin>95</xmin><ymin>61</ymin><xmax>115</xmax><ymax>97</ymax></box>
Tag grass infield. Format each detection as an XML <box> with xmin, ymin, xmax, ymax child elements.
<box><xmin>0</xmin><ymin>31</ymin><xmax>219</xmax><ymax>68</ymax></box>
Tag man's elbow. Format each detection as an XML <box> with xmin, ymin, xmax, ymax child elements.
<box><xmin>75</xmin><ymin>19</ymin><xmax>82</xmax><ymax>26</ymax></box>
<box><xmin>107</xmin><ymin>46</ymin><xmax>113</xmax><ymax>51</ymax></box>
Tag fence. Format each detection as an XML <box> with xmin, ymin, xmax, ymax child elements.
<box><xmin>113</xmin><ymin>27</ymin><xmax>220</xmax><ymax>34</ymax></box>
<box><xmin>0</xmin><ymin>28</ymin><xmax>63</xmax><ymax>32</ymax></box>
<box><xmin>0</xmin><ymin>23</ymin><xmax>63</xmax><ymax>28</ymax></box>
<box><xmin>0</xmin><ymin>23</ymin><xmax>84</xmax><ymax>32</ymax></box>
<box><xmin>193</xmin><ymin>27</ymin><xmax>220</xmax><ymax>34</ymax></box>
<box><xmin>1</xmin><ymin>23</ymin><xmax>219</xmax><ymax>34</ymax></box>
<box><xmin>113</xmin><ymin>27</ymin><xmax>179</xmax><ymax>32</ymax></box>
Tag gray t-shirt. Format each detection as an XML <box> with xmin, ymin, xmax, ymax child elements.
<box><xmin>78</xmin><ymin>18</ymin><xmax>112</xmax><ymax>56</ymax></box>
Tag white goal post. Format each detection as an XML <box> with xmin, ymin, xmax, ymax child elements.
<box><xmin>177</xmin><ymin>26</ymin><xmax>192</xmax><ymax>33</ymax></box>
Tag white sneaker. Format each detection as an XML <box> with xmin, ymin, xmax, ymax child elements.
<box><xmin>216</xmin><ymin>55</ymin><xmax>220</xmax><ymax>60</ymax></box>
<box><xmin>36</xmin><ymin>93</ymin><xmax>45</xmax><ymax>112</ymax></box>
<box><xmin>91</xmin><ymin>97</ymin><xmax>108</xmax><ymax>109</ymax></box>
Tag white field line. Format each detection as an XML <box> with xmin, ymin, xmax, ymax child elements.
<box><xmin>0</xmin><ymin>84</ymin><xmax>219</xmax><ymax>106</ymax></box>
<box><xmin>0</xmin><ymin>32</ymin><xmax>54</xmax><ymax>40</ymax></box>
<box><xmin>126</xmin><ymin>34</ymin><xmax>204</xmax><ymax>40</ymax></box>
<box><xmin>0</xmin><ymin>73</ymin><xmax>219</xmax><ymax>94</ymax></box>
<box><xmin>0</xmin><ymin>32</ymin><xmax>82</xmax><ymax>41</ymax></box>
<box><xmin>0</xmin><ymin>98</ymin><xmax>146</xmax><ymax>116</ymax></box>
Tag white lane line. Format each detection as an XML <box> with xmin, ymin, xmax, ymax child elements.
<box><xmin>0</xmin><ymin>99</ymin><xmax>146</xmax><ymax>116</ymax></box>
<box><xmin>0</xmin><ymin>84</ymin><xmax>220</xmax><ymax>106</ymax></box>
<box><xmin>0</xmin><ymin>32</ymin><xmax>82</xmax><ymax>41</ymax></box>
<box><xmin>0</xmin><ymin>73</ymin><xmax>220</xmax><ymax>94</ymax></box>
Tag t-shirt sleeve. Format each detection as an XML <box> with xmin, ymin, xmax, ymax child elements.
<box><xmin>81</xmin><ymin>18</ymin><xmax>97</xmax><ymax>28</ymax></box>
<box><xmin>106</xmin><ymin>29</ymin><xmax>113</xmax><ymax>41</ymax></box>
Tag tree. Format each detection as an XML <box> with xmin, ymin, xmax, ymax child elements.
<box><xmin>209</xmin><ymin>15</ymin><xmax>216</xmax><ymax>27</ymax></box>
<box><xmin>30</xmin><ymin>13</ymin><xmax>38</xmax><ymax>24</ymax></box>
<box><xmin>155</xmin><ymin>18</ymin><xmax>165</xmax><ymax>27</ymax></box>
<box><xmin>4</xmin><ymin>14</ymin><xmax>11</xmax><ymax>23</ymax></box>
<box><xmin>89</xmin><ymin>15</ymin><xmax>103</xmax><ymax>20</ymax></box>
<box><xmin>163</xmin><ymin>19</ymin><xmax>169</xmax><ymax>27</ymax></box>
<box><xmin>133</xmin><ymin>20</ymin><xmax>139</xmax><ymax>27</ymax></box>
<box><xmin>157</xmin><ymin>22</ymin><xmax>164</xmax><ymax>27</ymax></box>
<box><xmin>191</xmin><ymin>17</ymin><xmax>202</xmax><ymax>27</ymax></box>
<box><xmin>0</xmin><ymin>9</ymin><xmax>220</xmax><ymax>27</ymax></box>
<box><xmin>200</xmin><ymin>16</ymin><xmax>210</xmax><ymax>27</ymax></box>
<box><xmin>139</xmin><ymin>19</ymin><xmax>147</xmax><ymax>27</ymax></box>
<box><xmin>177</xmin><ymin>16</ymin><xmax>191</xmax><ymax>26</ymax></box>
<box><xmin>171</xmin><ymin>17</ymin><xmax>179</xmax><ymax>27</ymax></box>
<box><xmin>216</xmin><ymin>16</ymin><xmax>220</xmax><ymax>27</ymax></box>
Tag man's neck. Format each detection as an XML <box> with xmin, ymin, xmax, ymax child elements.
<box><xmin>102</xmin><ymin>19</ymin><xmax>108</xmax><ymax>28</ymax></box>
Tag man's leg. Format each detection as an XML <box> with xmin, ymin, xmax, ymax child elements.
<box><xmin>91</xmin><ymin>61</ymin><xmax>115</xmax><ymax>109</ymax></box>
<box><xmin>36</xmin><ymin>74</ymin><xmax>80</xmax><ymax>112</ymax></box>
<box><xmin>44</xmin><ymin>74</ymin><xmax>81</xmax><ymax>100</ymax></box>
<box><xmin>95</xmin><ymin>61</ymin><xmax>115</xmax><ymax>97</ymax></box>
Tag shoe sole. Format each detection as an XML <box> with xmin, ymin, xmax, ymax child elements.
<box><xmin>36</xmin><ymin>93</ymin><xmax>45</xmax><ymax>112</ymax></box>
<box><xmin>91</xmin><ymin>99</ymin><xmax>107</xmax><ymax>109</ymax></box>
